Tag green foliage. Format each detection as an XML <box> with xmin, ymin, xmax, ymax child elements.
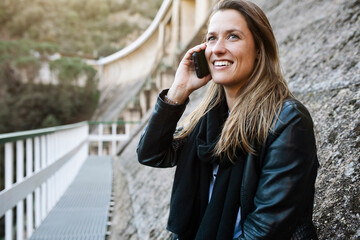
<box><xmin>0</xmin><ymin>40</ymin><xmax>30</xmax><ymax>58</ymax></box>
<box><xmin>0</xmin><ymin>0</ymin><xmax>163</xmax><ymax>133</ymax></box>
<box><xmin>0</xmin><ymin>0</ymin><xmax>163</xmax><ymax>58</ymax></box>
<box><xmin>0</xmin><ymin>39</ymin><xmax>59</xmax><ymax>60</ymax></box>
<box><xmin>0</xmin><ymin>81</ymin><xmax>99</xmax><ymax>133</ymax></box>
<box><xmin>97</xmin><ymin>45</ymin><xmax>122</xmax><ymax>58</ymax></box>
<box><xmin>0</xmin><ymin>39</ymin><xmax>59</xmax><ymax>82</ymax></box>
<box><xmin>50</xmin><ymin>57</ymin><xmax>96</xmax><ymax>83</ymax></box>
<box><xmin>8</xmin><ymin>5</ymin><xmax>45</xmax><ymax>37</ymax></box>
<box><xmin>0</xmin><ymin>39</ymin><xmax>99</xmax><ymax>133</ymax></box>
<box><xmin>41</xmin><ymin>114</ymin><xmax>61</xmax><ymax>128</ymax></box>
<box><xmin>129</xmin><ymin>0</ymin><xmax>163</xmax><ymax>19</ymax></box>
<box><xmin>13</xmin><ymin>56</ymin><xmax>40</xmax><ymax>69</ymax></box>
<box><xmin>34</xmin><ymin>42</ymin><xmax>60</xmax><ymax>55</ymax></box>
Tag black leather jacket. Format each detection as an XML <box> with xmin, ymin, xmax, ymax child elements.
<box><xmin>137</xmin><ymin>90</ymin><xmax>319</xmax><ymax>239</ymax></box>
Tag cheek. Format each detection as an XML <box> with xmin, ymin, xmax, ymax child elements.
<box><xmin>233</xmin><ymin>50</ymin><xmax>257</xmax><ymax>74</ymax></box>
<box><xmin>239</xmin><ymin>48</ymin><xmax>257</xmax><ymax>66</ymax></box>
<box><xmin>205</xmin><ymin>48</ymin><xmax>211</xmax><ymax>62</ymax></box>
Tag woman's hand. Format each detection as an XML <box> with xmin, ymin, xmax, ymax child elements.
<box><xmin>167</xmin><ymin>43</ymin><xmax>212</xmax><ymax>104</ymax></box>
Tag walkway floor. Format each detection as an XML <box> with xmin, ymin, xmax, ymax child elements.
<box><xmin>30</xmin><ymin>156</ymin><xmax>113</xmax><ymax>240</ymax></box>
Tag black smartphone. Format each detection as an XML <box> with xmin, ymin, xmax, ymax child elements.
<box><xmin>192</xmin><ymin>50</ymin><xmax>210</xmax><ymax>78</ymax></box>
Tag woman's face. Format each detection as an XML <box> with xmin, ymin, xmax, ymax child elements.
<box><xmin>205</xmin><ymin>9</ymin><xmax>257</xmax><ymax>94</ymax></box>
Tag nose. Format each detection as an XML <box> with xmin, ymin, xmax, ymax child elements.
<box><xmin>212</xmin><ymin>39</ymin><xmax>226</xmax><ymax>55</ymax></box>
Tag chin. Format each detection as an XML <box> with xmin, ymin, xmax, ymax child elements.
<box><xmin>212</xmin><ymin>76</ymin><xmax>232</xmax><ymax>85</ymax></box>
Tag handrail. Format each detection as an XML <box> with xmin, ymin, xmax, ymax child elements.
<box><xmin>0</xmin><ymin>121</ymin><xmax>88</xmax><ymax>144</ymax></box>
<box><xmin>0</xmin><ymin>119</ymin><xmax>141</xmax><ymax>239</ymax></box>
<box><xmin>0</xmin><ymin>120</ymin><xmax>142</xmax><ymax>143</ymax></box>
<box><xmin>88</xmin><ymin>120</ymin><xmax>141</xmax><ymax>125</ymax></box>
<box><xmin>95</xmin><ymin>0</ymin><xmax>173</xmax><ymax>66</ymax></box>
<box><xmin>0</xmin><ymin>140</ymin><xmax>87</xmax><ymax>217</ymax></box>
<box><xmin>0</xmin><ymin>122</ymin><xmax>89</xmax><ymax>240</ymax></box>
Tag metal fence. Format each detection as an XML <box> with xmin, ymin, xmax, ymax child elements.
<box><xmin>0</xmin><ymin>120</ymin><xmax>138</xmax><ymax>240</ymax></box>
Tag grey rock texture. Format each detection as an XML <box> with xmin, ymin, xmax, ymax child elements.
<box><xmin>109</xmin><ymin>0</ymin><xmax>360</xmax><ymax>239</ymax></box>
<box><xmin>263</xmin><ymin>0</ymin><xmax>360</xmax><ymax>238</ymax></box>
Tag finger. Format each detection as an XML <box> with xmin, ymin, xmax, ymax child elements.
<box><xmin>184</xmin><ymin>43</ymin><xmax>207</xmax><ymax>61</ymax></box>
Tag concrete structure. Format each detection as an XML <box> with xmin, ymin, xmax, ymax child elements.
<box><xmin>89</xmin><ymin>0</ymin><xmax>216</xmax><ymax>127</ymax></box>
<box><xmin>89</xmin><ymin>0</ymin><xmax>212</xmax><ymax>90</ymax></box>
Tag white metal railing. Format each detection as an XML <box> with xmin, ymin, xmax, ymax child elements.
<box><xmin>88</xmin><ymin>121</ymin><xmax>140</xmax><ymax>156</ymax></box>
<box><xmin>0</xmin><ymin>122</ymin><xmax>89</xmax><ymax>240</ymax></box>
<box><xmin>0</xmin><ymin>120</ymin><xmax>139</xmax><ymax>240</ymax></box>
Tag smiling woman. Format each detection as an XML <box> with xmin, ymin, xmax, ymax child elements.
<box><xmin>137</xmin><ymin>0</ymin><xmax>319</xmax><ymax>239</ymax></box>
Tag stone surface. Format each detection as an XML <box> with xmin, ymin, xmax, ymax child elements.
<box><xmin>109</xmin><ymin>0</ymin><xmax>360</xmax><ymax>239</ymax></box>
<box><xmin>108</xmin><ymin>89</ymin><xmax>205</xmax><ymax>240</ymax></box>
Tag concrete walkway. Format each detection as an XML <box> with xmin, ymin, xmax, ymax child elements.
<box><xmin>30</xmin><ymin>156</ymin><xmax>113</xmax><ymax>240</ymax></box>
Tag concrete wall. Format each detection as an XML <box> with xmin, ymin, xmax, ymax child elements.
<box><xmin>91</xmin><ymin>0</ymin><xmax>213</xmax><ymax>124</ymax></box>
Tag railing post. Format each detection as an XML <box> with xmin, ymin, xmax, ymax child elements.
<box><xmin>53</xmin><ymin>133</ymin><xmax>60</xmax><ymax>204</ymax></box>
<box><xmin>26</xmin><ymin>138</ymin><xmax>34</xmax><ymax>238</ymax></box>
<box><xmin>0</xmin><ymin>121</ymin><xmax>90</xmax><ymax>239</ymax></box>
<box><xmin>125</xmin><ymin>124</ymin><xmax>131</xmax><ymax>138</ymax></box>
<box><xmin>98</xmin><ymin>124</ymin><xmax>103</xmax><ymax>156</ymax></box>
<box><xmin>40</xmin><ymin>135</ymin><xmax>47</xmax><ymax>221</ymax></box>
<box><xmin>47</xmin><ymin>134</ymin><xmax>54</xmax><ymax>211</ymax></box>
<box><xmin>34</xmin><ymin>136</ymin><xmax>41</xmax><ymax>228</ymax></box>
<box><xmin>5</xmin><ymin>142</ymin><xmax>13</xmax><ymax>240</ymax></box>
<box><xmin>16</xmin><ymin>140</ymin><xmax>24</xmax><ymax>240</ymax></box>
<box><xmin>112</xmin><ymin>123</ymin><xmax>117</xmax><ymax>156</ymax></box>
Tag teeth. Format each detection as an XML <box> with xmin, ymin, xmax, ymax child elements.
<box><xmin>214</xmin><ymin>61</ymin><xmax>231</xmax><ymax>66</ymax></box>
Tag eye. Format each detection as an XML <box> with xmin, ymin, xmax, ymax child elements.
<box><xmin>228</xmin><ymin>33</ymin><xmax>240</xmax><ymax>40</ymax></box>
<box><xmin>207</xmin><ymin>35</ymin><xmax>216</xmax><ymax>42</ymax></box>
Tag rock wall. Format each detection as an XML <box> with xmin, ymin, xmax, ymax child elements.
<box><xmin>263</xmin><ymin>0</ymin><xmax>360</xmax><ymax>238</ymax></box>
<box><xmin>110</xmin><ymin>0</ymin><xmax>360</xmax><ymax>239</ymax></box>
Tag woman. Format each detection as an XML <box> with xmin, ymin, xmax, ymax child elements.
<box><xmin>137</xmin><ymin>0</ymin><xmax>319</xmax><ymax>239</ymax></box>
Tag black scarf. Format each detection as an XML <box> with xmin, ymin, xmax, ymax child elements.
<box><xmin>167</xmin><ymin>99</ymin><xmax>245</xmax><ymax>240</ymax></box>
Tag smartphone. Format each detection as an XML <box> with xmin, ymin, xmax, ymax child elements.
<box><xmin>192</xmin><ymin>50</ymin><xmax>210</xmax><ymax>78</ymax></box>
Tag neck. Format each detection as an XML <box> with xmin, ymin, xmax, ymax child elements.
<box><xmin>223</xmin><ymin>87</ymin><xmax>238</xmax><ymax>111</ymax></box>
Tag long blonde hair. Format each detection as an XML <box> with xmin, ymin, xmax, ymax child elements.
<box><xmin>176</xmin><ymin>0</ymin><xmax>293</xmax><ymax>160</ymax></box>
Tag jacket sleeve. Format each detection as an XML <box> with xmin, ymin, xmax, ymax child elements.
<box><xmin>137</xmin><ymin>89</ymin><xmax>189</xmax><ymax>168</ymax></box>
<box><xmin>241</xmin><ymin>100</ymin><xmax>319</xmax><ymax>239</ymax></box>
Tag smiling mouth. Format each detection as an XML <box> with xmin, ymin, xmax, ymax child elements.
<box><xmin>214</xmin><ymin>60</ymin><xmax>232</xmax><ymax>67</ymax></box>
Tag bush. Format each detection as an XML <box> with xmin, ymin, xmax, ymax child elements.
<box><xmin>13</xmin><ymin>56</ymin><xmax>40</xmax><ymax>69</ymax></box>
<box><xmin>0</xmin><ymin>39</ymin><xmax>59</xmax><ymax>82</ymax></box>
<box><xmin>0</xmin><ymin>41</ymin><xmax>99</xmax><ymax>133</ymax></box>
<box><xmin>0</xmin><ymin>0</ymin><xmax>163</xmax><ymax>57</ymax></box>
<box><xmin>0</xmin><ymin>82</ymin><xmax>99</xmax><ymax>133</ymax></box>
<box><xmin>41</xmin><ymin>114</ymin><xmax>61</xmax><ymax>128</ymax></box>
<box><xmin>50</xmin><ymin>57</ymin><xmax>96</xmax><ymax>83</ymax></box>
<box><xmin>8</xmin><ymin>6</ymin><xmax>45</xmax><ymax>37</ymax></box>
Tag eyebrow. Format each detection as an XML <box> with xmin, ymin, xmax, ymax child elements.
<box><xmin>207</xmin><ymin>28</ymin><xmax>246</xmax><ymax>36</ymax></box>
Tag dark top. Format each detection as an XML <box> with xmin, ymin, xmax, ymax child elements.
<box><xmin>137</xmin><ymin>89</ymin><xmax>319</xmax><ymax>240</ymax></box>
